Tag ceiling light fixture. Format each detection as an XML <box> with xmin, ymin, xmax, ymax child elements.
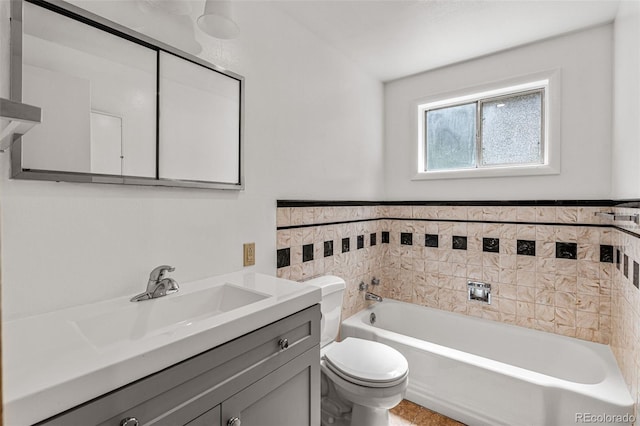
<box><xmin>197</xmin><ymin>0</ymin><xmax>239</xmax><ymax>40</ymax></box>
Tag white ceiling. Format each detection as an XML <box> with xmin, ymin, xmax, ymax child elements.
<box><xmin>70</xmin><ymin>0</ymin><xmax>622</xmax><ymax>82</ymax></box>
<box><xmin>274</xmin><ymin>0</ymin><xmax>622</xmax><ymax>81</ymax></box>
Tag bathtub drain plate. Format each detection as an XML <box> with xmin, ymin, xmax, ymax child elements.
<box><xmin>369</xmin><ymin>312</ymin><xmax>376</xmax><ymax>324</ymax></box>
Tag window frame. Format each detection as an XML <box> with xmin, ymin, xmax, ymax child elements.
<box><xmin>413</xmin><ymin>70</ymin><xmax>561</xmax><ymax>181</ymax></box>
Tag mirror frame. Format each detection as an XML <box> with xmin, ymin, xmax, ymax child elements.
<box><xmin>9</xmin><ymin>0</ymin><xmax>245</xmax><ymax>190</ymax></box>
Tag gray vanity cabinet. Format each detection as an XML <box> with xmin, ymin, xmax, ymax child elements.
<box><xmin>36</xmin><ymin>305</ymin><xmax>320</xmax><ymax>426</ymax></box>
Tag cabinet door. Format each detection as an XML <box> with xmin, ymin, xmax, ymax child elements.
<box><xmin>221</xmin><ymin>347</ymin><xmax>320</xmax><ymax>426</ymax></box>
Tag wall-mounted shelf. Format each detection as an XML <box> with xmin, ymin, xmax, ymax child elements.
<box><xmin>595</xmin><ymin>212</ymin><xmax>640</xmax><ymax>225</ymax></box>
<box><xmin>0</xmin><ymin>97</ymin><xmax>42</xmax><ymax>152</ymax></box>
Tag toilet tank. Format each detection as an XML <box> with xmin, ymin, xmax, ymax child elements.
<box><xmin>305</xmin><ymin>275</ymin><xmax>345</xmax><ymax>348</ymax></box>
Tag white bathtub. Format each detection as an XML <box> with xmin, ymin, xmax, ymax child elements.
<box><xmin>341</xmin><ymin>300</ymin><xmax>634</xmax><ymax>426</ymax></box>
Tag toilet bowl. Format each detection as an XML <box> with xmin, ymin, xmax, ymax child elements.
<box><xmin>306</xmin><ymin>275</ymin><xmax>409</xmax><ymax>426</ymax></box>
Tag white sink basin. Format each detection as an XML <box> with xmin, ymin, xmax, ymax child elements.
<box><xmin>5</xmin><ymin>272</ymin><xmax>321</xmax><ymax>426</ymax></box>
<box><xmin>73</xmin><ymin>283</ymin><xmax>270</xmax><ymax>349</ymax></box>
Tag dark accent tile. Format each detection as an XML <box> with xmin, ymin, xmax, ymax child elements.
<box><xmin>276</xmin><ymin>248</ymin><xmax>290</xmax><ymax>268</ymax></box>
<box><xmin>483</xmin><ymin>238</ymin><xmax>500</xmax><ymax>253</ymax></box>
<box><xmin>342</xmin><ymin>238</ymin><xmax>350</xmax><ymax>253</ymax></box>
<box><xmin>370</xmin><ymin>233</ymin><xmax>377</xmax><ymax>246</ymax></box>
<box><xmin>556</xmin><ymin>242</ymin><xmax>577</xmax><ymax>260</ymax></box>
<box><xmin>401</xmin><ymin>232</ymin><xmax>413</xmax><ymax>245</ymax></box>
<box><xmin>357</xmin><ymin>235</ymin><xmax>364</xmax><ymax>249</ymax></box>
<box><xmin>617</xmin><ymin>248</ymin><xmax>621</xmax><ymax>270</ymax></box>
<box><xmin>624</xmin><ymin>254</ymin><xmax>629</xmax><ymax>278</ymax></box>
<box><xmin>600</xmin><ymin>245</ymin><xmax>613</xmax><ymax>263</ymax></box>
<box><xmin>517</xmin><ymin>240</ymin><xmax>536</xmax><ymax>256</ymax></box>
<box><xmin>452</xmin><ymin>236</ymin><xmax>467</xmax><ymax>250</ymax></box>
<box><xmin>324</xmin><ymin>241</ymin><xmax>333</xmax><ymax>257</ymax></box>
<box><xmin>425</xmin><ymin>234</ymin><xmax>439</xmax><ymax>248</ymax></box>
<box><xmin>382</xmin><ymin>231</ymin><xmax>390</xmax><ymax>244</ymax></box>
<box><xmin>303</xmin><ymin>244</ymin><xmax>314</xmax><ymax>262</ymax></box>
<box><xmin>635</xmin><ymin>261</ymin><xmax>639</xmax><ymax>289</ymax></box>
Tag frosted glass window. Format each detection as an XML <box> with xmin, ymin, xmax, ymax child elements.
<box><xmin>481</xmin><ymin>92</ymin><xmax>542</xmax><ymax>166</ymax></box>
<box><xmin>425</xmin><ymin>103</ymin><xmax>476</xmax><ymax>171</ymax></box>
<box><xmin>422</xmin><ymin>87</ymin><xmax>545</xmax><ymax>172</ymax></box>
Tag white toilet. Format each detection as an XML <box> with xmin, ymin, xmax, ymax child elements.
<box><xmin>307</xmin><ymin>275</ymin><xmax>409</xmax><ymax>426</ymax></box>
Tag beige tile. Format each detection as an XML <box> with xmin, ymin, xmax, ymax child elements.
<box><xmin>516</xmin><ymin>224</ymin><xmax>537</xmax><ymax>240</ymax></box>
<box><xmin>577</xmin><ymin>226</ymin><xmax>600</xmax><ymax>243</ymax></box>
<box><xmin>576</xmin><ymin>294</ymin><xmax>599</xmax><ymax>313</ymax></box>
<box><xmin>536</xmin><ymin>319</ymin><xmax>555</xmax><ymax>333</ymax></box>
<box><xmin>555</xmin><ymin>292</ymin><xmax>577</xmax><ymax>309</ymax></box>
<box><xmin>483</xmin><ymin>266</ymin><xmax>500</xmax><ymax>282</ymax></box>
<box><xmin>556</xmin><ymin>323</ymin><xmax>577</xmax><ymax>337</ymax></box>
<box><xmin>517</xmin><ymin>285</ymin><xmax>536</xmax><ymax>302</ymax></box>
<box><xmin>555</xmin><ymin>307</ymin><xmax>576</xmax><ymax>327</ymax></box>
<box><xmin>536</xmin><ymin>207</ymin><xmax>557</xmax><ymax>223</ymax></box>
<box><xmin>500</xmin><ymin>298</ymin><xmax>517</xmax><ymax>315</ymax></box>
<box><xmin>536</xmin><ymin>273</ymin><xmax>556</xmax><ymax>290</ymax></box>
<box><xmin>499</xmin><ymin>268</ymin><xmax>517</xmax><ymax>285</ymax></box>
<box><xmin>535</xmin><ymin>288</ymin><xmax>555</xmax><ymax>306</ymax></box>
<box><xmin>482</xmin><ymin>207</ymin><xmax>501</xmax><ymax>221</ymax></box>
<box><xmin>578</xmin><ymin>207</ymin><xmax>601</xmax><ymax>224</ymax></box>
<box><xmin>516</xmin><ymin>207</ymin><xmax>537</xmax><ymax>222</ymax></box>
<box><xmin>277</xmin><ymin>230</ymin><xmax>291</xmax><ymax>249</ymax></box>
<box><xmin>578</xmin><ymin>261</ymin><xmax>600</xmax><ymax>280</ymax></box>
<box><xmin>276</xmin><ymin>267</ymin><xmax>290</xmax><ymax>280</ymax></box>
<box><xmin>412</xmin><ymin>206</ymin><xmax>437</xmax><ymax>220</ymax></box>
<box><xmin>516</xmin><ymin>270</ymin><xmax>536</xmax><ymax>287</ymax></box>
<box><xmin>468</xmin><ymin>207</ymin><xmax>484</xmax><ymax>220</ymax></box>
<box><xmin>535</xmin><ymin>304</ymin><xmax>555</xmax><ymax>322</ymax></box>
<box><xmin>556</xmin><ymin>259</ymin><xmax>577</xmax><ymax>276</ymax></box>
<box><xmin>555</xmin><ymin>226</ymin><xmax>578</xmax><ymax>243</ymax></box>
<box><xmin>516</xmin><ymin>301</ymin><xmax>535</xmax><ymax>319</ymax></box>
<box><xmin>576</xmin><ymin>311</ymin><xmax>599</xmax><ymax>330</ymax></box>
<box><xmin>578</xmin><ymin>243</ymin><xmax>599</xmax><ymax>262</ymax></box>
<box><xmin>557</xmin><ymin>207</ymin><xmax>578</xmax><ymax>224</ymax></box>
<box><xmin>276</xmin><ymin>208</ymin><xmax>291</xmax><ymax>227</ymax></box>
<box><xmin>536</xmin><ymin>257</ymin><xmax>556</xmax><ymax>274</ymax></box>
<box><xmin>577</xmin><ymin>278</ymin><xmax>600</xmax><ymax>295</ymax></box>
<box><xmin>517</xmin><ymin>256</ymin><xmax>537</xmax><ymax>272</ymax></box>
<box><xmin>500</xmin><ymin>207</ymin><xmax>517</xmax><ymax>222</ymax></box>
<box><xmin>536</xmin><ymin>241</ymin><xmax>555</xmax><ymax>258</ymax></box>
<box><xmin>500</xmin><ymin>283</ymin><xmax>518</xmax><ymax>300</ymax></box>
<box><xmin>555</xmin><ymin>275</ymin><xmax>577</xmax><ymax>293</ymax></box>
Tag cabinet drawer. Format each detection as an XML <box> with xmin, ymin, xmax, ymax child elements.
<box><xmin>37</xmin><ymin>304</ymin><xmax>320</xmax><ymax>426</ymax></box>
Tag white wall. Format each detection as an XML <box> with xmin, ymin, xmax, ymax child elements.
<box><xmin>384</xmin><ymin>25</ymin><xmax>613</xmax><ymax>201</ymax></box>
<box><xmin>0</xmin><ymin>1</ymin><xmax>384</xmax><ymax>320</ymax></box>
<box><xmin>612</xmin><ymin>1</ymin><xmax>640</xmax><ymax>199</ymax></box>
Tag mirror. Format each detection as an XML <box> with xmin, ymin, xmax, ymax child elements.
<box><xmin>11</xmin><ymin>0</ymin><xmax>244</xmax><ymax>189</ymax></box>
<box><xmin>159</xmin><ymin>52</ymin><xmax>241</xmax><ymax>184</ymax></box>
<box><xmin>20</xmin><ymin>1</ymin><xmax>157</xmax><ymax>178</ymax></box>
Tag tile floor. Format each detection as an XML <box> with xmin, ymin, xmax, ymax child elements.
<box><xmin>390</xmin><ymin>400</ymin><xmax>466</xmax><ymax>426</ymax></box>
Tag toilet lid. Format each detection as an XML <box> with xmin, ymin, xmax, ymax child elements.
<box><xmin>323</xmin><ymin>338</ymin><xmax>408</xmax><ymax>385</ymax></box>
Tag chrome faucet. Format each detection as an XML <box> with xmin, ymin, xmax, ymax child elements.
<box><xmin>365</xmin><ymin>292</ymin><xmax>383</xmax><ymax>302</ymax></box>
<box><xmin>131</xmin><ymin>265</ymin><xmax>179</xmax><ymax>302</ymax></box>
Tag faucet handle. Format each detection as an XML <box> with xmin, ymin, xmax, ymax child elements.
<box><xmin>371</xmin><ymin>277</ymin><xmax>380</xmax><ymax>286</ymax></box>
<box><xmin>149</xmin><ymin>265</ymin><xmax>175</xmax><ymax>282</ymax></box>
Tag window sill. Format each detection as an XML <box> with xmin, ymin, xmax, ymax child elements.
<box><xmin>412</xmin><ymin>164</ymin><xmax>559</xmax><ymax>181</ymax></box>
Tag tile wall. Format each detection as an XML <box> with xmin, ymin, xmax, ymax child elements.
<box><xmin>610</xmin><ymin>205</ymin><xmax>640</xmax><ymax>417</ymax></box>
<box><xmin>276</xmin><ymin>205</ymin><xmax>384</xmax><ymax>319</ymax></box>
<box><xmin>277</xmin><ymin>201</ymin><xmax>640</xmax><ymax>412</ymax></box>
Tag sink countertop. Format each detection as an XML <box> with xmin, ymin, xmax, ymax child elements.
<box><xmin>3</xmin><ymin>272</ymin><xmax>320</xmax><ymax>426</ymax></box>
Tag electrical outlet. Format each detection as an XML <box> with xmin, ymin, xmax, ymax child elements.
<box><xmin>243</xmin><ymin>243</ymin><xmax>255</xmax><ymax>266</ymax></box>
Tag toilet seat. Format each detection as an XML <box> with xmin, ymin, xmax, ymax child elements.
<box><xmin>323</xmin><ymin>338</ymin><xmax>408</xmax><ymax>388</ymax></box>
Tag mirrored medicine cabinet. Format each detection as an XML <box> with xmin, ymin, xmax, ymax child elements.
<box><xmin>9</xmin><ymin>0</ymin><xmax>244</xmax><ymax>189</ymax></box>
